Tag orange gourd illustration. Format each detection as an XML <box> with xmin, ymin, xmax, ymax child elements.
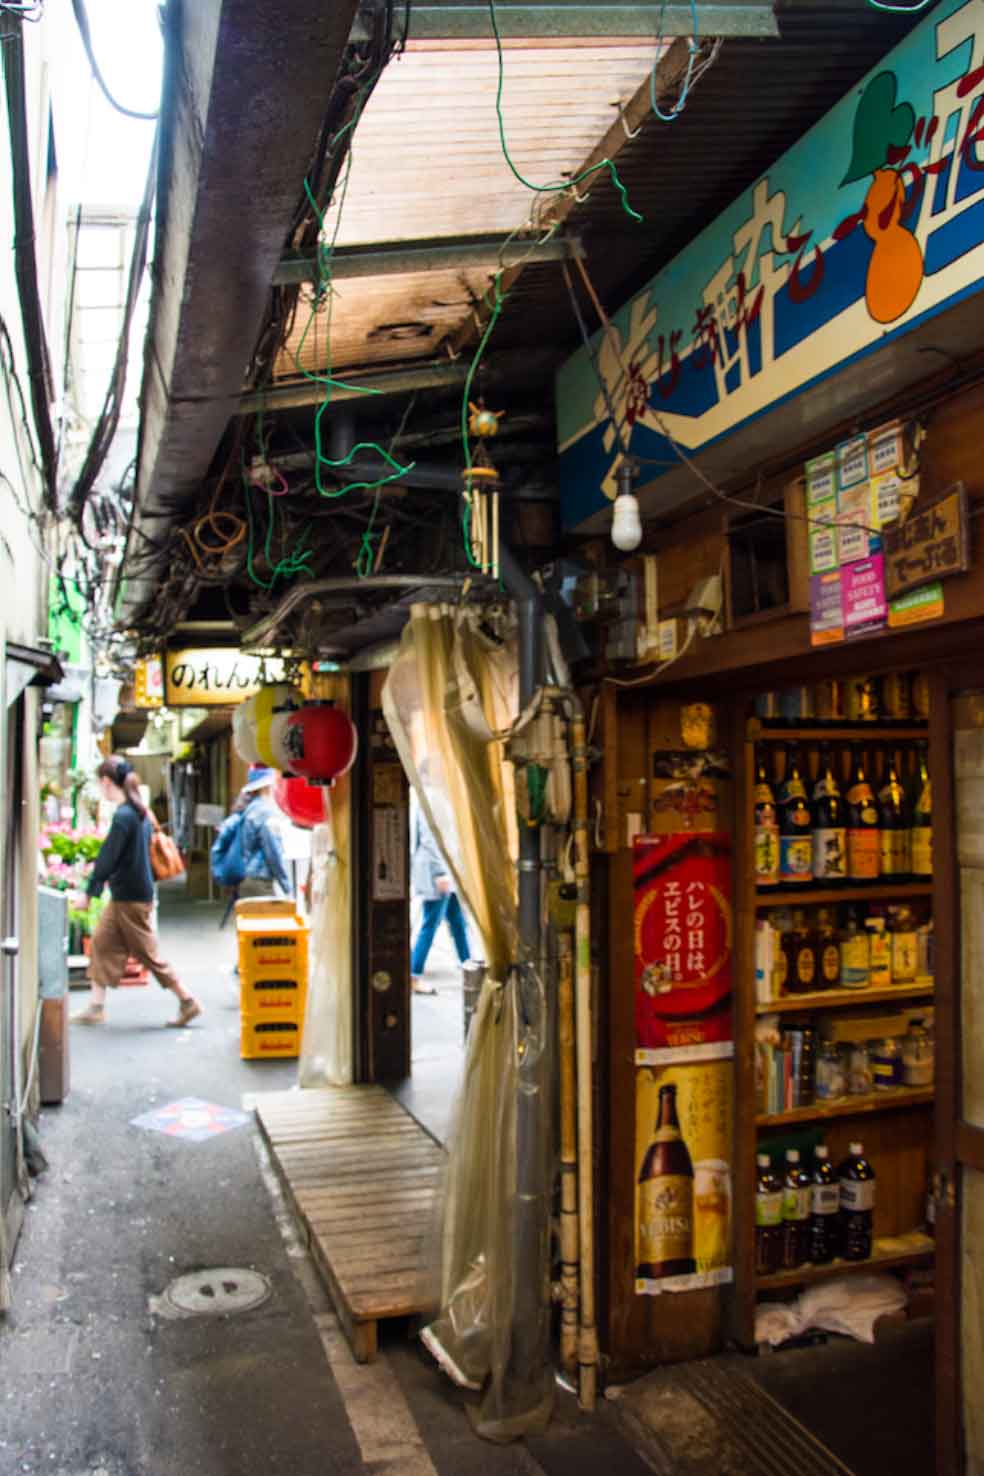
<box><xmin>862</xmin><ymin>167</ymin><xmax>923</xmax><ymax>324</ymax></box>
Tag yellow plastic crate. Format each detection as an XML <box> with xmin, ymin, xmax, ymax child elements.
<box><xmin>240</xmin><ymin>974</ymin><xmax>307</xmax><ymax>1021</ymax></box>
<box><xmin>236</xmin><ymin>916</ymin><xmax>309</xmax><ymax>982</ymax></box>
<box><xmin>241</xmin><ymin>1016</ymin><xmax>302</xmax><ymax>1060</ymax></box>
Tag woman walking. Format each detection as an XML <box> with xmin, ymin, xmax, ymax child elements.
<box><xmin>72</xmin><ymin>757</ymin><xmax>202</xmax><ymax>1027</ymax></box>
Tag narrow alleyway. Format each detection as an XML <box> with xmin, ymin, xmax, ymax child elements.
<box><xmin>0</xmin><ymin>894</ymin><xmax>658</xmax><ymax>1476</ymax></box>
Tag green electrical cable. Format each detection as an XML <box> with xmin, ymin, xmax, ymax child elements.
<box><xmin>487</xmin><ymin>0</ymin><xmax>642</xmax><ymax>224</ymax></box>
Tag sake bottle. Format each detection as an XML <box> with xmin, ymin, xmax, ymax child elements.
<box><xmin>846</xmin><ymin>746</ymin><xmax>880</xmax><ymax>882</ymax></box>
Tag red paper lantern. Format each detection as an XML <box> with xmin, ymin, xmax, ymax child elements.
<box><xmin>273</xmin><ymin>773</ymin><xmax>328</xmax><ymax>829</ymax></box>
<box><xmin>282</xmin><ymin>701</ymin><xmax>358</xmax><ymax>786</ymax></box>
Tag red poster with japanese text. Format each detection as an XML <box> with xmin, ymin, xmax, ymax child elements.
<box><xmin>634</xmin><ymin>833</ymin><xmax>733</xmax><ymax>1064</ymax></box>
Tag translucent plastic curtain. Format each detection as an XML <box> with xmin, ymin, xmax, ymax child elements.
<box><xmin>298</xmin><ymin>777</ymin><xmax>353</xmax><ymax>1087</ymax></box>
<box><xmin>383</xmin><ymin>604</ymin><xmax>553</xmax><ymax>1437</ymax></box>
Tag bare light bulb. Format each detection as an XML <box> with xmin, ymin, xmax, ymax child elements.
<box><xmin>611</xmin><ymin>491</ymin><xmax>642</xmax><ymax>551</ymax></box>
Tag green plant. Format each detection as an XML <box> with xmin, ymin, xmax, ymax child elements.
<box><xmin>67</xmin><ymin>895</ymin><xmax>105</xmax><ymax>937</ymax></box>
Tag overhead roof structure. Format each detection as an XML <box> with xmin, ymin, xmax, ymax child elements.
<box><xmin>119</xmin><ymin>0</ymin><xmax>924</xmax><ymax>653</ymax></box>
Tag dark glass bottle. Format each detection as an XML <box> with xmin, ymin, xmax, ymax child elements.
<box><xmin>753</xmin><ymin>747</ymin><xmax>779</xmax><ymax>890</ymax></box>
<box><xmin>846</xmin><ymin>746</ymin><xmax>880</xmax><ymax>882</ymax></box>
<box><xmin>839</xmin><ymin>1140</ymin><xmax>876</xmax><ymax>1261</ymax></box>
<box><xmin>809</xmin><ymin>1145</ymin><xmax>840</xmax><ymax>1263</ymax></box>
<box><xmin>878</xmin><ymin>748</ymin><xmax>911</xmax><ymax>879</ymax></box>
<box><xmin>782</xmin><ymin>909</ymin><xmax>817</xmax><ymax>994</ymax></box>
<box><xmin>636</xmin><ymin>1084</ymin><xmax>696</xmax><ymax>1280</ymax></box>
<box><xmin>778</xmin><ymin>745</ymin><xmax>813</xmax><ymax>888</ymax></box>
<box><xmin>811</xmin><ymin>743</ymin><xmax>847</xmax><ymax>885</ymax></box>
<box><xmin>781</xmin><ymin>1148</ymin><xmax>811</xmax><ymax>1269</ymax></box>
<box><xmin>910</xmin><ymin>741</ymin><xmax>932</xmax><ymax>879</ymax></box>
<box><xmin>815</xmin><ymin>907</ymin><xmax>841</xmax><ymax>990</ymax></box>
<box><xmin>755</xmin><ymin>1153</ymin><xmax>784</xmax><ymax>1276</ymax></box>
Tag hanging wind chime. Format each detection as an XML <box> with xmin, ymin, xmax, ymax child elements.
<box><xmin>464</xmin><ymin>398</ymin><xmax>504</xmax><ymax>579</ymax></box>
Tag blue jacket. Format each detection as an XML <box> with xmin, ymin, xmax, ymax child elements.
<box><xmin>240</xmin><ymin>795</ymin><xmax>291</xmax><ymax>895</ymax></box>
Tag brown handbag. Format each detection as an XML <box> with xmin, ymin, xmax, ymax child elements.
<box><xmin>149</xmin><ymin>815</ymin><xmax>185</xmax><ymax>880</ymax></box>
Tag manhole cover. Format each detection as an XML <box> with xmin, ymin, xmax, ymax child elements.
<box><xmin>162</xmin><ymin>1267</ymin><xmax>271</xmax><ymax>1317</ymax></box>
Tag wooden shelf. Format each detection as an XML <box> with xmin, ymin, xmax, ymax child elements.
<box><xmin>756</xmin><ymin>982</ymin><xmax>934</xmax><ymax>1015</ymax></box>
<box><xmin>755</xmin><ymin>1231</ymin><xmax>934</xmax><ymax>1291</ymax></box>
<box><xmin>756</xmin><ymin>882</ymin><xmax>932</xmax><ymax>907</ymax></box>
<box><xmin>753</xmin><ymin>725</ymin><xmax>928</xmax><ymax>742</ymax></box>
<box><xmin>757</xmin><ymin>1085</ymin><xmax>934</xmax><ymax>1127</ymax></box>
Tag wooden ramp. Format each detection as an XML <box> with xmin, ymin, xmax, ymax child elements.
<box><xmin>254</xmin><ymin>1086</ymin><xmax>442</xmax><ymax>1362</ymax></box>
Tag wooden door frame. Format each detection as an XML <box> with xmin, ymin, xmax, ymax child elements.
<box><xmin>929</xmin><ymin>660</ymin><xmax>984</xmax><ymax>1476</ymax></box>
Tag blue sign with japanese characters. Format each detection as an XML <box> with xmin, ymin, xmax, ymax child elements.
<box><xmin>557</xmin><ymin>0</ymin><xmax>984</xmax><ymax>527</ymax></box>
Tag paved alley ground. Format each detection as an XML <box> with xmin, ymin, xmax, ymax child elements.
<box><xmin>0</xmin><ymin>893</ymin><xmax>659</xmax><ymax>1476</ymax></box>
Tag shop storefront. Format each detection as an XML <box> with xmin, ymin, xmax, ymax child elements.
<box><xmin>557</xmin><ymin>4</ymin><xmax>984</xmax><ymax>1470</ymax></box>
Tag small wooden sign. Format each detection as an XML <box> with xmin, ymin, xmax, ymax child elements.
<box><xmin>883</xmin><ymin>482</ymin><xmax>970</xmax><ymax>600</ymax></box>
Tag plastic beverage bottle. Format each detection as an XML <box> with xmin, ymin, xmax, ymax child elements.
<box><xmin>809</xmin><ymin>1145</ymin><xmax>839</xmax><ymax>1263</ymax></box>
<box><xmin>838</xmin><ymin>1140</ymin><xmax>876</xmax><ymax>1260</ymax></box>
<box><xmin>781</xmin><ymin>1148</ymin><xmax>811</xmax><ymax>1269</ymax></box>
<box><xmin>755</xmin><ymin>1153</ymin><xmax>783</xmax><ymax>1276</ymax></box>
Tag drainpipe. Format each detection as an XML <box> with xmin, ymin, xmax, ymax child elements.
<box><xmin>497</xmin><ymin>542</ymin><xmax>552</xmax><ymax>1426</ymax></box>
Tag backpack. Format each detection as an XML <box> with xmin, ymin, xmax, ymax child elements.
<box><xmin>210</xmin><ymin>811</ymin><xmax>246</xmax><ymax>887</ymax></box>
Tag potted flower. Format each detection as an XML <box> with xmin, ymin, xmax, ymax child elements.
<box><xmin>67</xmin><ymin>894</ymin><xmax>106</xmax><ymax>955</ymax></box>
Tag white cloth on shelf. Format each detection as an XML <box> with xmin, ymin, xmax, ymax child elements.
<box><xmin>755</xmin><ymin>1273</ymin><xmax>907</xmax><ymax>1347</ymax></box>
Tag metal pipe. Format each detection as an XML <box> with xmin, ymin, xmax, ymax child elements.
<box><xmin>240</xmin><ymin>574</ymin><xmax>465</xmax><ymax>650</ymax></box>
<box><xmin>544</xmin><ymin>616</ymin><xmax>599</xmax><ymax>1410</ymax></box>
<box><xmin>570</xmin><ymin>699</ymin><xmax>598</xmax><ymax>1410</ymax></box>
<box><xmin>556</xmin><ymin>929</ymin><xmax>579</xmax><ymax>1373</ymax></box>
<box><xmin>497</xmin><ymin>543</ymin><xmax>551</xmax><ymax>1420</ymax></box>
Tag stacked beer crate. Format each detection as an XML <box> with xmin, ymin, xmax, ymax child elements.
<box><xmin>236</xmin><ymin>901</ymin><xmax>309</xmax><ymax>1060</ymax></box>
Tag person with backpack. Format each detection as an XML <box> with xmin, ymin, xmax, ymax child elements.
<box><xmin>212</xmin><ymin>766</ymin><xmax>292</xmax><ymax>903</ymax></box>
<box><xmin>72</xmin><ymin>756</ymin><xmax>202</xmax><ymax>1027</ymax></box>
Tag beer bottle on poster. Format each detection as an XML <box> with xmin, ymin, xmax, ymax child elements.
<box><xmin>878</xmin><ymin>748</ymin><xmax>910</xmax><ymax>879</ymax></box>
<box><xmin>778</xmin><ymin>745</ymin><xmax>813</xmax><ymax>888</ymax></box>
<box><xmin>755</xmin><ymin>1153</ymin><xmax>784</xmax><ymax>1276</ymax></box>
<box><xmin>811</xmin><ymin>742</ymin><xmax>847</xmax><ymax>884</ymax></box>
<box><xmin>781</xmin><ymin>1149</ymin><xmax>811</xmax><ymax>1269</ymax></box>
<box><xmin>846</xmin><ymin>746</ymin><xmax>880</xmax><ymax>882</ymax></box>
<box><xmin>753</xmin><ymin>747</ymin><xmax>780</xmax><ymax>890</ymax></box>
<box><xmin>910</xmin><ymin>741</ymin><xmax>933</xmax><ymax>878</ymax></box>
<box><xmin>636</xmin><ymin>1083</ymin><xmax>696</xmax><ymax>1280</ymax></box>
<box><xmin>839</xmin><ymin>1141</ymin><xmax>876</xmax><ymax>1261</ymax></box>
<box><xmin>809</xmin><ymin>1146</ymin><xmax>840</xmax><ymax>1264</ymax></box>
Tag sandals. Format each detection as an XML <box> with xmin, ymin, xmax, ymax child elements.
<box><xmin>71</xmin><ymin>1005</ymin><xmax>106</xmax><ymax>1026</ymax></box>
<box><xmin>411</xmin><ymin>979</ymin><xmax>437</xmax><ymax>996</ymax></box>
<box><xmin>166</xmin><ymin>997</ymin><xmax>203</xmax><ymax>1028</ymax></box>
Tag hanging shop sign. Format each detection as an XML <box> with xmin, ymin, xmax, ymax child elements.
<box><xmin>634</xmin><ymin>833</ymin><xmax>733</xmax><ymax>1064</ymax></box>
<box><xmin>133</xmin><ymin>655</ymin><xmax>164</xmax><ymax>709</ymax></box>
<box><xmin>557</xmin><ymin>0</ymin><xmax>984</xmax><ymax>527</ymax></box>
<box><xmin>163</xmin><ymin>649</ymin><xmax>286</xmax><ymax>707</ymax></box>
<box><xmin>634</xmin><ymin>1059</ymin><xmax>733</xmax><ymax>1295</ymax></box>
<box><xmin>883</xmin><ymin>481</ymin><xmax>969</xmax><ymax>599</ymax></box>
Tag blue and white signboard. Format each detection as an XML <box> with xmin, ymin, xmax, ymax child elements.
<box><xmin>558</xmin><ymin>0</ymin><xmax>984</xmax><ymax>527</ymax></box>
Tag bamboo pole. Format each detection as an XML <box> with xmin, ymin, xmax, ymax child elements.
<box><xmin>571</xmin><ymin>704</ymin><xmax>598</xmax><ymax>1409</ymax></box>
<box><xmin>556</xmin><ymin>928</ymin><xmax>579</xmax><ymax>1373</ymax></box>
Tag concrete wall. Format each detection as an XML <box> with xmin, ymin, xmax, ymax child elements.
<box><xmin>0</xmin><ymin>15</ymin><xmax>67</xmax><ymax>1086</ymax></box>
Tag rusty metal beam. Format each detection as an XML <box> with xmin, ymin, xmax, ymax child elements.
<box><xmin>273</xmin><ymin>232</ymin><xmax>582</xmax><ymax>285</ymax></box>
<box><xmin>119</xmin><ymin>0</ymin><xmax>361</xmax><ymax>623</ymax></box>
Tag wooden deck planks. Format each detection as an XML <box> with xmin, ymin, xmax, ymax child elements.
<box><xmin>253</xmin><ymin>1086</ymin><xmax>443</xmax><ymax>1362</ymax></box>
